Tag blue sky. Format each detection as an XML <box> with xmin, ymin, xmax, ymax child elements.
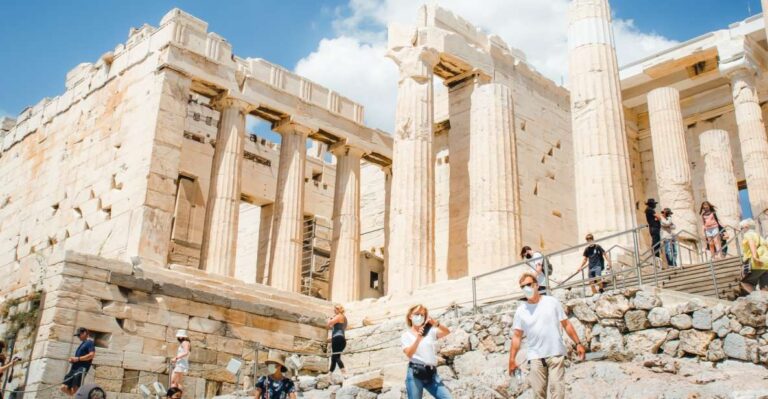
<box><xmin>0</xmin><ymin>0</ymin><xmax>762</xmax><ymax>121</ymax></box>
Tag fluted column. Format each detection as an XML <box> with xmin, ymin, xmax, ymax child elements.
<box><xmin>329</xmin><ymin>145</ymin><xmax>365</xmax><ymax>302</ymax></box>
<box><xmin>467</xmin><ymin>82</ymin><xmax>521</xmax><ymax>275</ymax></box>
<box><xmin>568</xmin><ymin>0</ymin><xmax>636</xmax><ymax>242</ymax></box>
<box><xmin>700</xmin><ymin>129</ymin><xmax>741</xmax><ymax>229</ymax></box>
<box><xmin>647</xmin><ymin>87</ymin><xmax>698</xmax><ymax>238</ymax></box>
<box><xmin>386</xmin><ymin>46</ymin><xmax>439</xmax><ymax>294</ymax></box>
<box><xmin>200</xmin><ymin>98</ymin><xmax>250</xmax><ymax>277</ymax></box>
<box><xmin>729</xmin><ymin>69</ymin><xmax>768</xmax><ymax>226</ymax></box>
<box><xmin>268</xmin><ymin>121</ymin><xmax>311</xmax><ymax>292</ymax></box>
<box><xmin>382</xmin><ymin>165</ymin><xmax>392</xmax><ymax>293</ymax></box>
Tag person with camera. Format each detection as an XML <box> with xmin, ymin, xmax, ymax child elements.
<box><xmin>401</xmin><ymin>304</ymin><xmax>451</xmax><ymax>399</ymax></box>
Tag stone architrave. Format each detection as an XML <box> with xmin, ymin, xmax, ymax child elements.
<box><xmin>386</xmin><ymin>46</ymin><xmax>440</xmax><ymax>294</ymax></box>
<box><xmin>568</xmin><ymin>0</ymin><xmax>636</xmax><ymax>242</ymax></box>
<box><xmin>699</xmin><ymin>130</ymin><xmax>741</xmax><ymax>230</ymax></box>
<box><xmin>329</xmin><ymin>145</ymin><xmax>365</xmax><ymax>303</ymax></box>
<box><xmin>647</xmin><ymin>87</ymin><xmax>698</xmax><ymax>238</ymax></box>
<box><xmin>268</xmin><ymin>121</ymin><xmax>311</xmax><ymax>293</ymax></box>
<box><xmin>467</xmin><ymin>82</ymin><xmax>521</xmax><ymax>275</ymax></box>
<box><xmin>200</xmin><ymin>97</ymin><xmax>249</xmax><ymax>277</ymax></box>
<box><xmin>729</xmin><ymin>69</ymin><xmax>768</xmax><ymax>227</ymax></box>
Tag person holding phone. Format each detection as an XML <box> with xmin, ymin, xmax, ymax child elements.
<box><xmin>401</xmin><ymin>304</ymin><xmax>452</xmax><ymax>399</ymax></box>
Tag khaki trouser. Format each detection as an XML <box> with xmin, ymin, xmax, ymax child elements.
<box><xmin>528</xmin><ymin>355</ymin><xmax>565</xmax><ymax>399</ymax></box>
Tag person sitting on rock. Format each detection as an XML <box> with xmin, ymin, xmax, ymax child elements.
<box><xmin>255</xmin><ymin>351</ymin><xmax>296</xmax><ymax>399</ymax></box>
<box><xmin>577</xmin><ymin>233</ymin><xmax>611</xmax><ymax>294</ymax></box>
<box><xmin>508</xmin><ymin>272</ymin><xmax>585</xmax><ymax>399</ymax></box>
<box><xmin>402</xmin><ymin>304</ymin><xmax>452</xmax><ymax>399</ymax></box>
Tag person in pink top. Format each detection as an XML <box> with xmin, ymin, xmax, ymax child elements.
<box><xmin>700</xmin><ymin>201</ymin><xmax>722</xmax><ymax>259</ymax></box>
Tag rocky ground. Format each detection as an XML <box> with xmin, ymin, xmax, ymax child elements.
<box><xmin>217</xmin><ymin>289</ymin><xmax>768</xmax><ymax>398</ymax></box>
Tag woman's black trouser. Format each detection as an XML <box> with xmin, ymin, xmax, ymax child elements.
<box><xmin>650</xmin><ymin>229</ymin><xmax>661</xmax><ymax>257</ymax></box>
<box><xmin>330</xmin><ymin>335</ymin><xmax>346</xmax><ymax>372</ymax></box>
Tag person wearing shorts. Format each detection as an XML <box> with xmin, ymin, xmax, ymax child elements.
<box><xmin>700</xmin><ymin>201</ymin><xmax>723</xmax><ymax>259</ymax></box>
<box><xmin>578</xmin><ymin>234</ymin><xmax>611</xmax><ymax>294</ymax></box>
<box><xmin>739</xmin><ymin>219</ymin><xmax>768</xmax><ymax>293</ymax></box>
<box><xmin>60</xmin><ymin>327</ymin><xmax>95</xmax><ymax>396</ymax></box>
<box><xmin>171</xmin><ymin>329</ymin><xmax>191</xmax><ymax>389</ymax></box>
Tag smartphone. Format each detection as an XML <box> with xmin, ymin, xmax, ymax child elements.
<box><xmin>421</xmin><ymin>323</ymin><xmax>433</xmax><ymax>337</ymax></box>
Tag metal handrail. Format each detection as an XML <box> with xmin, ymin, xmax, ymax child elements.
<box><xmin>471</xmin><ymin>224</ymin><xmax>649</xmax><ymax>311</ymax></box>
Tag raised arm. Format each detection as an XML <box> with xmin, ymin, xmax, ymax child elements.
<box><xmin>403</xmin><ymin>334</ymin><xmax>423</xmax><ymax>359</ymax></box>
<box><xmin>326</xmin><ymin>314</ymin><xmax>344</xmax><ymax>328</ymax></box>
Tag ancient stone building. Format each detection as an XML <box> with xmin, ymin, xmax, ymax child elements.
<box><xmin>2</xmin><ymin>1</ymin><xmax>768</xmax><ymax>397</ymax></box>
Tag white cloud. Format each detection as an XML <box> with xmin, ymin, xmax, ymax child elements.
<box><xmin>296</xmin><ymin>0</ymin><xmax>679</xmax><ymax>132</ymax></box>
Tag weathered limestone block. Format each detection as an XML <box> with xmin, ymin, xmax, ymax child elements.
<box><xmin>595</xmin><ymin>295</ymin><xmax>630</xmax><ymax>319</ymax></box>
<box><xmin>632</xmin><ymin>291</ymin><xmax>662</xmax><ymax>310</ymax></box>
<box><xmin>624</xmin><ymin>310</ymin><xmax>650</xmax><ymax>331</ymax></box>
<box><xmin>699</xmin><ymin>129</ymin><xmax>741</xmax><ymax>229</ymax></box>
<box><xmin>386</xmin><ymin>46</ymin><xmax>439</xmax><ymax>293</ymax></box>
<box><xmin>647</xmin><ymin>87</ymin><xmax>698</xmax><ymax>238</ymax></box>
<box><xmin>729</xmin><ymin>296</ymin><xmax>767</xmax><ymax>327</ymax></box>
<box><xmin>692</xmin><ymin>309</ymin><xmax>713</xmax><ymax>330</ymax></box>
<box><xmin>679</xmin><ymin>329</ymin><xmax>714</xmax><ymax>356</ymax></box>
<box><xmin>467</xmin><ymin>82</ymin><xmax>521</xmax><ymax>275</ymax></box>
<box><xmin>723</xmin><ymin>332</ymin><xmax>757</xmax><ymax>361</ymax></box>
<box><xmin>670</xmin><ymin>314</ymin><xmax>693</xmax><ymax>330</ymax></box>
<box><xmin>343</xmin><ymin>370</ymin><xmax>383</xmax><ymax>391</ymax></box>
<box><xmin>625</xmin><ymin>328</ymin><xmax>667</xmax><ymax>355</ymax></box>
<box><xmin>329</xmin><ymin>145</ymin><xmax>364</xmax><ymax>303</ymax></box>
<box><xmin>648</xmin><ymin>307</ymin><xmax>671</xmax><ymax>327</ymax></box>
<box><xmin>568</xmin><ymin>0</ymin><xmax>635</xmax><ymax>241</ymax></box>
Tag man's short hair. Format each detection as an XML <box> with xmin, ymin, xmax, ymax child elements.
<box><xmin>520</xmin><ymin>246</ymin><xmax>532</xmax><ymax>258</ymax></box>
<box><xmin>519</xmin><ymin>272</ymin><xmax>538</xmax><ymax>286</ymax></box>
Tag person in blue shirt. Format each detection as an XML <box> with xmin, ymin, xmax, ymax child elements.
<box><xmin>60</xmin><ymin>327</ymin><xmax>96</xmax><ymax>396</ymax></box>
<box><xmin>255</xmin><ymin>351</ymin><xmax>296</xmax><ymax>399</ymax></box>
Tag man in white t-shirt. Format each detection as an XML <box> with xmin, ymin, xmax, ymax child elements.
<box><xmin>508</xmin><ymin>272</ymin><xmax>585</xmax><ymax>399</ymax></box>
<box><xmin>520</xmin><ymin>246</ymin><xmax>548</xmax><ymax>294</ymax></box>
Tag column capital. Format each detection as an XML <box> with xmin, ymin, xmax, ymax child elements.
<box><xmin>387</xmin><ymin>46</ymin><xmax>440</xmax><ymax>82</ymax></box>
<box><xmin>329</xmin><ymin>141</ymin><xmax>367</xmax><ymax>159</ymax></box>
<box><xmin>211</xmin><ymin>96</ymin><xmax>253</xmax><ymax>112</ymax></box>
<box><xmin>273</xmin><ymin>118</ymin><xmax>313</xmax><ymax>137</ymax></box>
<box><xmin>718</xmin><ymin>36</ymin><xmax>764</xmax><ymax>80</ymax></box>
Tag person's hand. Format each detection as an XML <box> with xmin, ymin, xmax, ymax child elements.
<box><xmin>427</xmin><ymin>318</ymin><xmax>438</xmax><ymax>326</ymax></box>
<box><xmin>508</xmin><ymin>360</ymin><xmax>518</xmax><ymax>375</ymax></box>
<box><xmin>576</xmin><ymin>344</ymin><xmax>586</xmax><ymax>360</ymax></box>
<box><xmin>68</xmin><ymin>357</ymin><xmax>76</xmax><ymax>363</ymax></box>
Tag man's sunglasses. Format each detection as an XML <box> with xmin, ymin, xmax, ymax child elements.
<box><xmin>520</xmin><ymin>282</ymin><xmax>535</xmax><ymax>289</ymax></box>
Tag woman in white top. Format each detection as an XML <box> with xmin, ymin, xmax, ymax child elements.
<box><xmin>401</xmin><ymin>304</ymin><xmax>452</xmax><ymax>399</ymax></box>
<box><xmin>171</xmin><ymin>329</ymin><xmax>191</xmax><ymax>389</ymax></box>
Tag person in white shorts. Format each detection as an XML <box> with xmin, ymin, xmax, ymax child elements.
<box><xmin>171</xmin><ymin>329</ymin><xmax>191</xmax><ymax>389</ymax></box>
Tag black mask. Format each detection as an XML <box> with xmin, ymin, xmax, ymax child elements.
<box><xmin>525</xmin><ymin>254</ymin><xmax>532</xmax><ymax>259</ymax></box>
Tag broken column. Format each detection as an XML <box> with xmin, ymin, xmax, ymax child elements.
<box><xmin>386</xmin><ymin>46</ymin><xmax>439</xmax><ymax>294</ymax></box>
<box><xmin>647</xmin><ymin>87</ymin><xmax>698</xmax><ymax>238</ymax></box>
<box><xmin>268</xmin><ymin>121</ymin><xmax>310</xmax><ymax>293</ymax></box>
<box><xmin>200</xmin><ymin>98</ymin><xmax>249</xmax><ymax>277</ymax></box>
<box><xmin>329</xmin><ymin>145</ymin><xmax>365</xmax><ymax>303</ymax></box>
<box><xmin>467</xmin><ymin>81</ymin><xmax>521</xmax><ymax>275</ymax></box>
<box><xmin>700</xmin><ymin>129</ymin><xmax>741</xmax><ymax>229</ymax></box>
<box><xmin>729</xmin><ymin>69</ymin><xmax>768</xmax><ymax>227</ymax></box>
<box><xmin>568</xmin><ymin>0</ymin><xmax>636</xmax><ymax>241</ymax></box>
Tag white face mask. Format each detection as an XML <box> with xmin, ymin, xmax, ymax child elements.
<box><xmin>410</xmin><ymin>314</ymin><xmax>425</xmax><ymax>326</ymax></box>
<box><xmin>267</xmin><ymin>364</ymin><xmax>278</xmax><ymax>374</ymax></box>
<box><xmin>522</xmin><ymin>286</ymin><xmax>535</xmax><ymax>299</ymax></box>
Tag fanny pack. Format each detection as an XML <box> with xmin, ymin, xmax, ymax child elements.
<box><xmin>409</xmin><ymin>360</ymin><xmax>436</xmax><ymax>382</ymax></box>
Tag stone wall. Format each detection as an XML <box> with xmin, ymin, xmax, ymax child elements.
<box><xmin>300</xmin><ymin>288</ymin><xmax>768</xmax><ymax>398</ymax></box>
<box><xmin>13</xmin><ymin>251</ymin><xmax>332</xmax><ymax>398</ymax></box>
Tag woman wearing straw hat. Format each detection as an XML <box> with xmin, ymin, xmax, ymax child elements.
<box><xmin>255</xmin><ymin>351</ymin><xmax>297</xmax><ymax>399</ymax></box>
<box><xmin>171</xmin><ymin>329</ymin><xmax>191</xmax><ymax>389</ymax></box>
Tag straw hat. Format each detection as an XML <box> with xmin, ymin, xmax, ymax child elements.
<box><xmin>175</xmin><ymin>329</ymin><xmax>188</xmax><ymax>339</ymax></box>
<box><xmin>266</xmin><ymin>350</ymin><xmax>287</xmax><ymax>371</ymax></box>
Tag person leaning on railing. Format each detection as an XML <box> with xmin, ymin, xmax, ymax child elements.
<box><xmin>739</xmin><ymin>218</ymin><xmax>768</xmax><ymax>293</ymax></box>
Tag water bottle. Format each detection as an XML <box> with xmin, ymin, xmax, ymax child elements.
<box><xmin>514</xmin><ymin>368</ymin><xmax>524</xmax><ymax>385</ymax></box>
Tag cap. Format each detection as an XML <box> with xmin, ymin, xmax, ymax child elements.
<box><xmin>645</xmin><ymin>198</ymin><xmax>657</xmax><ymax>206</ymax></box>
<box><xmin>175</xmin><ymin>329</ymin><xmax>188</xmax><ymax>338</ymax></box>
<box><xmin>73</xmin><ymin>327</ymin><xmax>88</xmax><ymax>337</ymax></box>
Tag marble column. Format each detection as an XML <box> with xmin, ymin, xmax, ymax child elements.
<box><xmin>386</xmin><ymin>46</ymin><xmax>439</xmax><ymax>294</ymax></box>
<box><xmin>268</xmin><ymin>121</ymin><xmax>311</xmax><ymax>292</ymax></box>
<box><xmin>729</xmin><ymin>69</ymin><xmax>768</xmax><ymax>227</ymax></box>
<box><xmin>568</xmin><ymin>0</ymin><xmax>636</xmax><ymax>242</ymax></box>
<box><xmin>647</xmin><ymin>87</ymin><xmax>698</xmax><ymax>238</ymax></box>
<box><xmin>200</xmin><ymin>98</ymin><xmax>249</xmax><ymax>277</ymax></box>
<box><xmin>382</xmin><ymin>165</ymin><xmax>392</xmax><ymax>293</ymax></box>
<box><xmin>329</xmin><ymin>145</ymin><xmax>365</xmax><ymax>303</ymax></box>
<box><xmin>256</xmin><ymin>203</ymin><xmax>273</xmax><ymax>285</ymax></box>
<box><xmin>467</xmin><ymin>82</ymin><xmax>521</xmax><ymax>276</ymax></box>
<box><xmin>700</xmin><ymin>129</ymin><xmax>741</xmax><ymax>229</ymax></box>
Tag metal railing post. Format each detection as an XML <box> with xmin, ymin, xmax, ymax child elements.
<box><xmin>707</xmin><ymin>256</ymin><xmax>720</xmax><ymax>299</ymax></box>
<box><xmin>544</xmin><ymin>256</ymin><xmax>552</xmax><ymax>296</ymax></box>
<box><xmin>632</xmin><ymin>230</ymin><xmax>643</xmax><ymax>286</ymax></box>
<box><xmin>580</xmin><ymin>268</ymin><xmax>586</xmax><ymax>297</ymax></box>
<box><xmin>471</xmin><ymin>277</ymin><xmax>478</xmax><ymax>314</ymax></box>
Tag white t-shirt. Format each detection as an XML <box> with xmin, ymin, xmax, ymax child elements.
<box><xmin>527</xmin><ymin>252</ymin><xmax>547</xmax><ymax>288</ymax></box>
<box><xmin>401</xmin><ymin>327</ymin><xmax>439</xmax><ymax>366</ymax></box>
<box><xmin>512</xmin><ymin>295</ymin><xmax>567</xmax><ymax>360</ymax></box>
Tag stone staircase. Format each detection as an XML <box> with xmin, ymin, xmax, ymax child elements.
<box><xmin>592</xmin><ymin>257</ymin><xmax>744</xmax><ymax>300</ymax></box>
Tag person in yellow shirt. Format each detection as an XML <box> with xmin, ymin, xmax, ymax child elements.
<box><xmin>739</xmin><ymin>219</ymin><xmax>768</xmax><ymax>293</ymax></box>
